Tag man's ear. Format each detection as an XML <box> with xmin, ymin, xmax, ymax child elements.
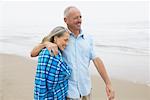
<box><xmin>64</xmin><ymin>17</ymin><xmax>67</xmax><ymax>23</ymax></box>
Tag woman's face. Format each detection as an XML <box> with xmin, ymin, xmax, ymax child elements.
<box><xmin>55</xmin><ymin>32</ymin><xmax>70</xmax><ymax>51</ymax></box>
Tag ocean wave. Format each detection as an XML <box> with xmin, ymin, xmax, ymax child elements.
<box><xmin>95</xmin><ymin>44</ymin><xmax>149</xmax><ymax>55</ymax></box>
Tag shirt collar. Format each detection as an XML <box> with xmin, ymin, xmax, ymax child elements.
<box><xmin>69</xmin><ymin>29</ymin><xmax>84</xmax><ymax>39</ymax></box>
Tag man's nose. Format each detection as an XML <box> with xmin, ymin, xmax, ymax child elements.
<box><xmin>78</xmin><ymin>17</ymin><xmax>81</xmax><ymax>21</ymax></box>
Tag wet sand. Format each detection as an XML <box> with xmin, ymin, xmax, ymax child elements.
<box><xmin>0</xmin><ymin>54</ymin><xmax>149</xmax><ymax>100</ymax></box>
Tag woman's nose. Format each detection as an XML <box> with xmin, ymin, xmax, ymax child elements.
<box><xmin>65</xmin><ymin>41</ymin><xmax>69</xmax><ymax>46</ymax></box>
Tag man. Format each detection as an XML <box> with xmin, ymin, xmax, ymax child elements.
<box><xmin>31</xmin><ymin>6</ymin><xmax>115</xmax><ymax>100</ymax></box>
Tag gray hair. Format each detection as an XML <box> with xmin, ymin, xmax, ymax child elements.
<box><xmin>41</xmin><ymin>26</ymin><xmax>68</xmax><ymax>43</ymax></box>
<box><xmin>64</xmin><ymin>6</ymin><xmax>78</xmax><ymax>17</ymax></box>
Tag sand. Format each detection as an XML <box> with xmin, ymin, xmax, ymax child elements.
<box><xmin>0</xmin><ymin>53</ymin><xmax>149</xmax><ymax>100</ymax></box>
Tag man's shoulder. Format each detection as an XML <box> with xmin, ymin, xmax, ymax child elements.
<box><xmin>84</xmin><ymin>34</ymin><xmax>94</xmax><ymax>41</ymax></box>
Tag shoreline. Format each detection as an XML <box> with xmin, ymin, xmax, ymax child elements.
<box><xmin>0</xmin><ymin>53</ymin><xmax>150</xmax><ymax>100</ymax></box>
<box><xmin>91</xmin><ymin>74</ymin><xmax>150</xmax><ymax>100</ymax></box>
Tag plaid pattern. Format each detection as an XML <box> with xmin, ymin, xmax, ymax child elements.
<box><xmin>34</xmin><ymin>48</ymin><xmax>71</xmax><ymax>100</ymax></box>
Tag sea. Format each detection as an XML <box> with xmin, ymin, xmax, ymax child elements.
<box><xmin>0</xmin><ymin>21</ymin><xmax>149</xmax><ymax>86</ymax></box>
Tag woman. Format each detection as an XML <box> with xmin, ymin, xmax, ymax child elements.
<box><xmin>34</xmin><ymin>26</ymin><xmax>71</xmax><ymax>100</ymax></box>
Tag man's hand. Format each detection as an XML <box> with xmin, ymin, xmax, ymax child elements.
<box><xmin>106</xmin><ymin>84</ymin><xmax>115</xmax><ymax>100</ymax></box>
<box><xmin>44</xmin><ymin>41</ymin><xmax>58</xmax><ymax>55</ymax></box>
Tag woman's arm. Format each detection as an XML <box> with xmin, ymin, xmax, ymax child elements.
<box><xmin>30</xmin><ymin>41</ymin><xmax>58</xmax><ymax>57</ymax></box>
<box><xmin>34</xmin><ymin>48</ymin><xmax>50</xmax><ymax>98</ymax></box>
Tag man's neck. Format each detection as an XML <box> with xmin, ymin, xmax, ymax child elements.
<box><xmin>68</xmin><ymin>27</ymin><xmax>80</xmax><ymax>37</ymax></box>
<box><xmin>72</xmin><ymin>30</ymin><xmax>80</xmax><ymax>37</ymax></box>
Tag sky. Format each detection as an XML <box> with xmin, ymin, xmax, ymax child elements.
<box><xmin>0</xmin><ymin>1</ymin><xmax>148</xmax><ymax>28</ymax></box>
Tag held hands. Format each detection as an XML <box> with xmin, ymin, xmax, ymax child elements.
<box><xmin>44</xmin><ymin>41</ymin><xmax>58</xmax><ymax>55</ymax></box>
<box><xmin>106</xmin><ymin>84</ymin><xmax>115</xmax><ymax>100</ymax></box>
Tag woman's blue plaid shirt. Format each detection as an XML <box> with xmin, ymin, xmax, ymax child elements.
<box><xmin>34</xmin><ymin>48</ymin><xmax>71</xmax><ymax>100</ymax></box>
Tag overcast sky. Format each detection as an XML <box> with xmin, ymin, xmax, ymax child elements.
<box><xmin>1</xmin><ymin>1</ymin><xmax>148</xmax><ymax>26</ymax></box>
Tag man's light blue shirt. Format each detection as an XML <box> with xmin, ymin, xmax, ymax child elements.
<box><xmin>62</xmin><ymin>30</ymin><xmax>96</xmax><ymax>98</ymax></box>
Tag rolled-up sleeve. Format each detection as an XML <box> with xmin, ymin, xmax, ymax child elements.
<box><xmin>89</xmin><ymin>36</ymin><xmax>96</xmax><ymax>60</ymax></box>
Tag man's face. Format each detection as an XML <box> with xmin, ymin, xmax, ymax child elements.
<box><xmin>65</xmin><ymin>8</ymin><xmax>82</xmax><ymax>31</ymax></box>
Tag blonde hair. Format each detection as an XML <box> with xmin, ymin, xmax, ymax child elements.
<box><xmin>41</xmin><ymin>26</ymin><xmax>68</xmax><ymax>43</ymax></box>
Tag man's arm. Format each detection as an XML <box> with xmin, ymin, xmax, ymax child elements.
<box><xmin>93</xmin><ymin>57</ymin><xmax>115</xmax><ymax>100</ymax></box>
<box><xmin>30</xmin><ymin>41</ymin><xmax>58</xmax><ymax>57</ymax></box>
<box><xmin>30</xmin><ymin>43</ymin><xmax>46</xmax><ymax>57</ymax></box>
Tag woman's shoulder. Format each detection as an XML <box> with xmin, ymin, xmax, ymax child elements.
<box><xmin>39</xmin><ymin>48</ymin><xmax>63</xmax><ymax>60</ymax></box>
<box><xmin>39</xmin><ymin>48</ymin><xmax>50</xmax><ymax>56</ymax></box>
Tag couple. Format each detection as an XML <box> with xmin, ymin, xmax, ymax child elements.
<box><xmin>31</xmin><ymin>6</ymin><xmax>115</xmax><ymax>100</ymax></box>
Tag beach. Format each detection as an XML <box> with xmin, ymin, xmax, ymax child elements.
<box><xmin>0</xmin><ymin>54</ymin><xmax>36</xmax><ymax>100</ymax></box>
<box><xmin>0</xmin><ymin>1</ymin><xmax>149</xmax><ymax>100</ymax></box>
<box><xmin>0</xmin><ymin>53</ymin><xmax>149</xmax><ymax>100</ymax></box>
